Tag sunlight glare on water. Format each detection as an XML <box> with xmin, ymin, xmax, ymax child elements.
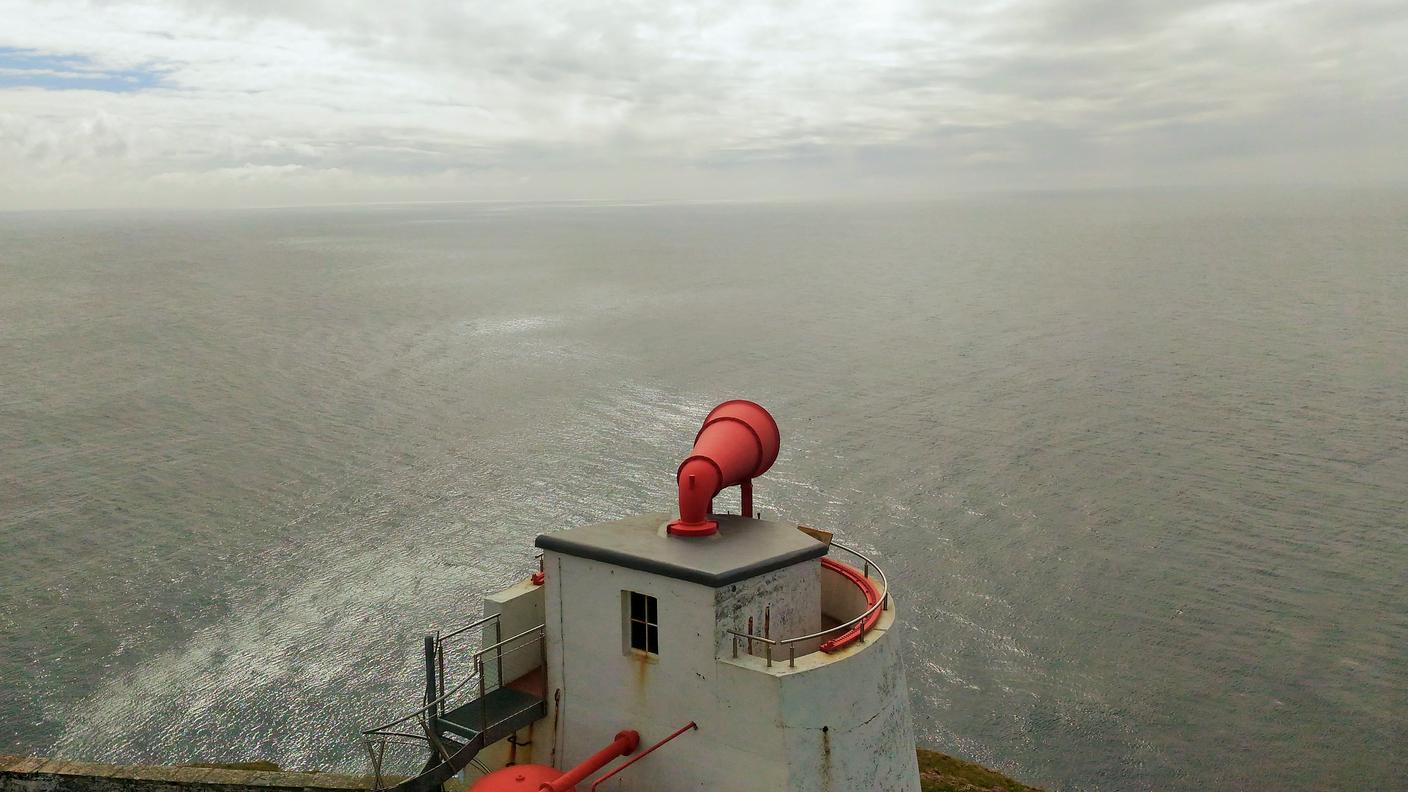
<box><xmin>2</xmin><ymin>192</ymin><xmax>1405</xmax><ymax>790</ymax></box>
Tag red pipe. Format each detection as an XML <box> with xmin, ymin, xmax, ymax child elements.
<box><xmin>588</xmin><ymin>722</ymin><xmax>698</xmax><ymax>791</ymax></box>
<box><xmin>539</xmin><ymin>730</ymin><xmax>639</xmax><ymax>792</ymax></box>
<box><xmin>668</xmin><ymin>400</ymin><xmax>780</xmax><ymax>537</ymax></box>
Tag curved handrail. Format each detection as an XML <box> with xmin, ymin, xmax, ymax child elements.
<box><xmin>371</xmin><ymin>730</ymin><xmax>435</xmax><ymax>742</ymax></box>
<box><xmin>816</xmin><ymin>558</ymin><xmax>882</xmax><ymax>652</ymax></box>
<box><xmin>363</xmin><ymin>669</ymin><xmax>480</xmax><ymax>736</ymax></box>
<box><xmin>724</xmin><ymin>539</ymin><xmax>890</xmax><ymax>666</ymax></box>
<box><xmin>366</xmin><ymin>611</ymin><xmax>504</xmax><ymax>736</ymax></box>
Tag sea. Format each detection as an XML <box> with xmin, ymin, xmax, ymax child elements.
<box><xmin>2</xmin><ymin>190</ymin><xmax>1405</xmax><ymax>791</ymax></box>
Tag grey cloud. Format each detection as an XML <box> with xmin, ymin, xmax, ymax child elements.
<box><xmin>1011</xmin><ymin>0</ymin><xmax>1235</xmax><ymax>42</ymax></box>
<box><xmin>0</xmin><ymin>0</ymin><xmax>1404</xmax><ymax>209</ymax></box>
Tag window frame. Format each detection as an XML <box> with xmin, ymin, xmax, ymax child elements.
<box><xmin>624</xmin><ymin>590</ymin><xmax>659</xmax><ymax>657</ymax></box>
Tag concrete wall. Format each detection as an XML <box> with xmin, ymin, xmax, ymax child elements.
<box><xmin>466</xmin><ymin>719</ymin><xmax>546</xmax><ymax>779</ymax></box>
<box><xmin>480</xmin><ymin>579</ymin><xmax>546</xmax><ymax>686</ymax></box>
<box><xmin>542</xmin><ymin>549</ymin><xmax>916</xmax><ymax>792</ymax></box>
<box><xmin>0</xmin><ymin>757</ymin><xmax>367</xmax><ymax>792</ymax></box>
<box><xmin>713</xmin><ymin>561</ymin><xmax>821</xmax><ymax>659</ymax></box>
<box><xmin>780</xmin><ymin>609</ymin><xmax>920</xmax><ymax>792</ymax></box>
<box><xmin>469</xmin><ymin>578</ymin><xmax>549</xmax><ymax>774</ymax></box>
<box><xmin>543</xmin><ymin>551</ymin><xmax>790</xmax><ymax>792</ymax></box>
<box><xmin>819</xmin><ymin>562</ymin><xmax>872</xmax><ymax>627</ymax></box>
<box><xmin>723</xmin><ymin>607</ymin><xmax>922</xmax><ymax>792</ymax></box>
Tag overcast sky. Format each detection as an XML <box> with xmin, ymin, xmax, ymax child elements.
<box><xmin>1</xmin><ymin>0</ymin><xmax>1405</xmax><ymax>209</ymax></box>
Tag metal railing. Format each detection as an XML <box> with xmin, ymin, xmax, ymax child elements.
<box><xmin>438</xmin><ymin>611</ymin><xmax>514</xmax><ymax>711</ymax></box>
<box><xmin>361</xmin><ymin>614</ymin><xmax>546</xmax><ymax>790</ymax></box>
<box><xmin>724</xmin><ymin>540</ymin><xmax>890</xmax><ymax>668</ymax></box>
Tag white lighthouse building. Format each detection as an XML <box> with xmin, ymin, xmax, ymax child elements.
<box><xmin>363</xmin><ymin>401</ymin><xmax>921</xmax><ymax>791</ymax></box>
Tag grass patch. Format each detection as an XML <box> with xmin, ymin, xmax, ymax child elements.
<box><xmin>918</xmin><ymin>748</ymin><xmax>1042</xmax><ymax>792</ymax></box>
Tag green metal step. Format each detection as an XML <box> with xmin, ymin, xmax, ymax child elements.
<box><xmin>435</xmin><ymin>686</ymin><xmax>546</xmax><ymax>744</ymax></box>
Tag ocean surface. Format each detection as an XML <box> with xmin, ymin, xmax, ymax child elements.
<box><xmin>2</xmin><ymin>192</ymin><xmax>1405</xmax><ymax>791</ymax></box>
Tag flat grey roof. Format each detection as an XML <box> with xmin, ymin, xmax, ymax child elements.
<box><xmin>535</xmin><ymin>512</ymin><xmax>828</xmax><ymax>587</ymax></box>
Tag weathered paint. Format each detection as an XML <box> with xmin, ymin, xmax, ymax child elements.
<box><xmin>544</xmin><ymin>551</ymin><xmax>790</xmax><ymax>790</ymax></box>
<box><xmin>729</xmin><ymin>606</ymin><xmax>922</xmax><ymax>791</ymax></box>
<box><xmin>538</xmin><ymin>542</ymin><xmax>919</xmax><ymax>791</ymax></box>
<box><xmin>713</xmin><ymin>560</ymin><xmax>820</xmax><ymax>659</ymax></box>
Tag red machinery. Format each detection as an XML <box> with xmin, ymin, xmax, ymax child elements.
<box><xmin>668</xmin><ymin>400</ymin><xmax>780</xmax><ymax>537</ymax></box>
<box><xmin>468</xmin><ymin>730</ymin><xmax>639</xmax><ymax>792</ymax></box>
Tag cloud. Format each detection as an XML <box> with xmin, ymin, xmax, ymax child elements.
<box><xmin>0</xmin><ymin>0</ymin><xmax>1404</xmax><ymax>209</ymax></box>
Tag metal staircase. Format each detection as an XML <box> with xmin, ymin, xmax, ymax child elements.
<box><xmin>362</xmin><ymin>615</ymin><xmax>547</xmax><ymax>792</ymax></box>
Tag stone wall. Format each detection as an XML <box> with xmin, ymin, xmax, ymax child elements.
<box><xmin>0</xmin><ymin>757</ymin><xmax>370</xmax><ymax>792</ymax></box>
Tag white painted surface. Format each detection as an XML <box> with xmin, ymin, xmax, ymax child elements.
<box><xmin>716</xmin><ymin>606</ymin><xmax>921</xmax><ymax>790</ymax></box>
<box><xmin>469</xmin><ymin>579</ymin><xmax>549</xmax><ymax>773</ymax></box>
<box><xmin>480</xmin><ymin>578</ymin><xmax>546</xmax><ymax>685</ymax></box>
<box><xmin>780</xmin><ymin>608</ymin><xmax>921</xmax><ymax>792</ymax></box>
<box><xmin>820</xmin><ymin>562</ymin><xmax>872</xmax><ymax>628</ymax></box>
<box><xmin>714</xmin><ymin>560</ymin><xmax>821</xmax><ymax>659</ymax></box>
<box><xmin>540</xmin><ymin>537</ymin><xmax>919</xmax><ymax>792</ymax></box>
<box><xmin>544</xmin><ymin>550</ymin><xmax>789</xmax><ymax>791</ymax></box>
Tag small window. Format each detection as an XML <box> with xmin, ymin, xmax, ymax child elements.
<box><xmin>627</xmin><ymin>591</ymin><xmax>659</xmax><ymax>655</ymax></box>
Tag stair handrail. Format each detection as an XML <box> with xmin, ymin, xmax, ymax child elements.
<box><xmin>438</xmin><ymin>612</ymin><xmax>500</xmax><ymax>643</ymax></box>
<box><xmin>363</xmin><ymin>624</ymin><xmax>545</xmax><ymax>738</ymax></box>
<box><xmin>472</xmin><ymin>624</ymin><xmax>544</xmax><ymax>662</ymax></box>
<box><xmin>366</xmin><ymin>616</ymin><xmax>544</xmax><ymax>736</ymax></box>
<box><xmin>469</xmin><ymin>626</ymin><xmax>548</xmax><ymax>742</ymax></box>
<box><xmin>435</xmin><ymin>612</ymin><xmax>504</xmax><ymax>711</ymax></box>
<box><xmin>362</xmin><ymin>666</ymin><xmax>482</xmax><ymax>737</ymax></box>
<box><xmin>359</xmin><ymin>567</ymin><xmax>548</xmax><ymax>792</ymax></box>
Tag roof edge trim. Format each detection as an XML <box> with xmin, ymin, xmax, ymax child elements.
<box><xmin>533</xmin><ymin>533</ymin><xmax>828</xmax><ymax>587</ymax></box>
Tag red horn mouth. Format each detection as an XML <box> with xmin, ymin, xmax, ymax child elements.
<box><xmin>668</xmin><ymin>400</ymin><xmax>780</xmax><ymax>537</ymax></box>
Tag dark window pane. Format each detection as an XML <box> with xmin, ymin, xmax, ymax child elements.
<box><xmin>625</xmin><ymin>591</ymin><xmax>660</xmax><ymax>654</ymax></box>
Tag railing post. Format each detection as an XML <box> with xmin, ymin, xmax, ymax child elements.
<box><xmin>495</xmin><ymin>618</ymin><xmax>504</xmax><ymax>689</ymax></box>
<box><xmin>539</xmin><ymin>626</ymin><xmax>547</xmax><ymax>679</ymax></box>
<box><xmin>789</xmin><ymin>645</ymin><xmax>795</xmax><ymax>668</ymax></box>
<box><xmin>732</xmin><ymin>635</ymin><xmax>738</xmax><ymax>658</ymax></box>
<box><xmin>765</xmin><ymin>643</ymin><xmax>772</xmax><ymax>668</ymax></box>
<box><xmin>435</xmin><ymin>631</ymin><xmax>445</xmax><ymax>717</ymax></box>
<box><xmin>478</xmin><ymin>655</ymin><xmax>487</xmax><ymax>737</ymax></box>
<box><xmin>423</xmin><ymin>634</ymin><xmax>437</xmax><ymax>716</ymax></box>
